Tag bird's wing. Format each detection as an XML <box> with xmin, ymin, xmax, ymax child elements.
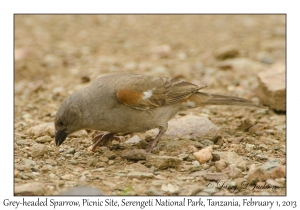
<box><xmin>116</xmin><ymin>75</ymin><xmax>206</xmax><ymax>110</ymax></box>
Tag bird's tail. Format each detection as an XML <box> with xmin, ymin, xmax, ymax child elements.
<box><xmin>195</xmin><ymin>93</ymin><xmax>267</xmax><ymax>109</ymax></box>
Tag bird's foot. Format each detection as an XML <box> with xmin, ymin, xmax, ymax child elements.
<box><xmin>145</xmin><ymin>145</ymin><xmax>161</xmax><ymax>153</ymax></box>
<box><xmin>91</xmin><ymin>133</ymin><xmax>116</xmax><ymax>151</ymax></box>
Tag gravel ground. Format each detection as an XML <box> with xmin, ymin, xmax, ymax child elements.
<box><xmin>14</xmin><ymin>15</ymin><xmax>286</xmax><ymax>196</ymax></box>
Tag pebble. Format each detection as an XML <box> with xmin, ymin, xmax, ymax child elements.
<box><xmin>161</xmin><ymin>184</ymin><xmax>179</xmax><ymax>195</ymax></box>
<box><xmin>192</xmin><ymin>161</ymin><xmax>200</xmax><ymax>166</ymax></box>
<box><xmin>152</xmin><ymin>180</ymin><xmax>166</xmax><ymax>187</ymax></box>
<box><xmin>16</xmin><ymin>140</ymin><xmax>31</xmax><ymax>145</ymax></box>
<box><xmin>262</xmin><ymin>159</ymin><xmax>280</xmax><ymax>170</ymax></box>
<box><xmin>146</xmin><ymin>187</ymin><xmax>162</xmax><ymax>196</ymax></box>
<box><xmin>213</xmin><ymin>151</ymin><xmax>247</xmax><ymax>171</ymax></box>
<box><xmin>64</xmin><ymin>148</ymin><xmax>76</xmax><ymax>154</ymax></box>
<box><xmin>202</xmin><ymin>187</ymin><xmax>216</xmax><ymax>195</ymax></box>
<box><xmin>270</xmin><ymin>165</ymin><xmax>286</xmax><ymax>179</ymax></box>
<box><xmin>193</xmin><ymin>147</ymin><xmax>213</xmax><ymax>164</ymax></box>
<box><xmin>225</xmin><ymin>164</ymin><xmax>242</xmax><ymax>178</ymax></box>
<box><xmin>15</xmin><ymin>182</ymin><xmax>45</xmax><ymax>195</ymax></box>
<box><xmin>99</xmin><ymin>156</ymin><xmax>109</xmax><ymax>162</ymax></box>
<box><xmin>215</xmin><ymin>159</ymin><xmax>227</xmax><ymax>172</ymax></box>
<box><xmin>214</xmin><ymin>45</ymin><xmax>239</xmax><ymax>60</ymax></box>
<box><xmin>35</xmin><ymin>135</ymin><xmax>52</xmax><ymax>143</ymax></box>
<box><xmin>127</xmin><ymin>172</ymin><xmax>154</xmax><ymax>178</ymax></box>
<box><xmin>121</xmin><ymin>149</ymin><xmax>148</xmax><ymax>160</ymax></box>
<box><xmin>247</xmin><ymin>164</ymin><xmax>270</xmax><ymax>182</ymax></box>
<box><xmin>124</xmin><ymin>135</ymin><xmax>142</xmax><ymax>144</ymax></box>
<box><xmin>31</xmin><ymin>144</ymin><xmax>49</xmax><ymax>157</ymax></box>
<box><xmin>61</xmin><ymin>174</ymin><xmax>75</xmax><ymax>180</ymax></box>
<box><xmin>245</xmin><ymin>143</ymin><xmax>255</xmax><ymax>151</ymax></box>
<box><xmin>177</xmin><ymin>176</ymin><xmax>194</xmax><ymax>181</ymax></box>
<box><xmin>27</xmin><ymin>123</ymin><xmax>54</xmax><ymax>138</ymax></box>
<box><xmin>179</xmin><ymin>185</ymin><xmax>204</xmax><ymax>196</ymax></box>
<box><xmin>23</xmin><ymin>158</ymin><xmax>36</xmax><ymax>167</ymax></box>
<box><xmin>201</xmin><ymin>139</ymin><xmax>214</xmax><ymax>146</ymax></box>
<box><xmin>205</xmin><ymin>173</ymin><xmax>228</xmax><ymax>181</ymax></box>
<box><xmin>69</xmin><ymin>130</ymin><xmax>88</xmax><ymax>138</ymax></box>
<box><xmin>248</xmin><ymin>124</ymin><xmax>265</xmax><ymax>135</ymax></box>
<box><xmin>60</xmin><ymin>186</ymin><xmax>104</xmax><ymax>195</ymax></box>
<box><xmin>146</xmin><ymin>155</ymin><xmax>182</xmax><ymax>170</ymax></box>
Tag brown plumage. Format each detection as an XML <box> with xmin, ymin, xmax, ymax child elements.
<box><xmin>55</xmin><ymin>73</ymin><xmax>266</xmax><ymax>152</ymax></box>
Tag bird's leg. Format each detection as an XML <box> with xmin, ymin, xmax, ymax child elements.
<box><xmin>146</xmin><ymin>126</ymin><xmax>167</xmax><ymax>153</ymax></box>
<box><xmin>91</xmin><ymin>132</ymin><xmax>116</xmax><ymax>151</ymax></box>
<box><xmin>92</xmin><ymin>133</ymin><xmax>104</xmax><ymax>144</ymax></box>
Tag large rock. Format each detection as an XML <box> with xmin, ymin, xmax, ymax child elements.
<box><xmin>257</xmin><ymin>62</ymin><xmax>286</xmax><ymax>111</ymax></box>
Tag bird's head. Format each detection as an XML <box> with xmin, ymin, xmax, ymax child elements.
<box><xmin>54</xmin><ymin>98</ymin><xmax>83</xmax><ymax>146</ymax></box>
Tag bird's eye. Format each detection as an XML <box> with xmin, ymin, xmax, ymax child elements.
<box><xmin>58</xmin><ymin>121</ymin><xmax>64</xmax><ymax>126</ymax></box>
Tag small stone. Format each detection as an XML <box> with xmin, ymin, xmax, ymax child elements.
<box><xmin>127</xmin><ymin>171</ymin><xmax>154</xmax><ymax>178</ymax></box>
<box><xmin>15</xmin><ymin>183</ymin><xmax>44</xmax><ymax>196</ymax></box>
<box><xmin>151</xmin><ymin>44</ymin><xmax>172</xmax><ymax>58</ymax></box>
<box><xmin>201</xmin><ymin>139</ymin><xmax>214</xmax><ymax>146</ymax></box>
<box><xmin>177</xmin><ymin>176</ymin><xmax>194</xmax><ymax>181</ymax></box>
<box><xmin>257</xmin><ymin>61</ymin><xmax>286</xmax><ymax>111</ymax></box>
<box><xmin>202</xmin><ymin>187</ymin><xmax>216</xmax><ymax>195</ymax></box>
<box><xmin>152</xmin><ymin>180</ymin><xmax>166</xmax><ymax>187</ymax></box>
<box><xmin>161</xmin><ymin>184</ymin><xmax>179</xmax><ymax>194</ymax></box>
<box><xmin>49</xmin><ymin>173</ymin><xmax>57</xmax><ymax>179</ymax></box>
<box><xmin>121</xmin><ymin>149</ymin><xmax>148</xmax><ymax>160</ymax></box>
<box><xmin>245</xmin><ymin>143</ymin><xmax>255</xmax><ymax>151</ymax></box>
<box><xmin>146</xmin><ymin>155</ymin><xmax>182</xmax><ymax>170</ymax></box>
<box><xmin>178</xmin><ymin>153</ymin><xmax>189</xmax><ymax>160</ymax></box>
<box><xmin>40</xmin><ymin>165</ymin><xmax>52</xmax><ymax>172</ymax></box>
<box><xmin>248</xmin><ymin>124</ymin><xmax>265</xmax><ymax>135</ymax></box>
<box><xmin>205</xmin><ymin>173</ymin><xmax>228</xmax><ymax>181</ymax></box>
<box><xmin>270</xmin><ymin>165</ymin><xmax>286</xmax><ymax>179</ymax></box>
<box><xmin>23</xmin><ymin>158</ymin><xmax>36</xmax><ymax>167</ymax></box>
<box><xmin>225</xmin><ymin>164</ymin><xmax>242</xmax><ymax>178</ymax></box>
<box><xmin>60</xmin><ymin>186</ymin><xmax>103</xmax><ymax>195</ymax></box>
<box><xmin>16</xmin><ymin>140</ymin><xmax>31</xmax><ymax>145</ymax></box>
<box><xmin>103</xmin><ymin>181</ymin><xmax>117</xmax><ymax>189</ymax></box>
<box><xmin>69</xmin><ymin>130</ymin><xmax>88</xmax><ymax>138</ymax></box>
<box><xmin>99</xmin><ymin>156</ymin><xmax>108</xmax><ymax>162</ymax></box>
<box><xmin>193</xmin><ymin>147</ymin><xmax>213</xmax><ymax>164</ymax></box>
<box><xmin>237</xmin><ymin>119</ymin><xmax>255</xmax><ymax>131</ymax></box>
<box><xmin>179</xmin><ymin>185</ymin><xmax>204</xmax><ymax>196</ymax></box>
<box><xmin>215</xmin><ymin>45</ymin><xmax>239</xmax><ymax>60</ymax></box>
<box><xmin>108</xmin><ymin>160</ymin><xmax>114</xmax><ymax>165</ymax></box>
<box><xmin>247</xmin><ymin>164</ymin><xmax>270</xmax><ymax>182</ymax></box>
<box><xmin>213</xmin><ymin>151</ymin><xmax>247</xmax><ymax>171</ymax></box>
<box><xmin>146</xmin><ymin>187</ymin><xmax>162</xmax><ymax>196</ymax></box>
<box><xmin>128</xmin><ymin>163</ymin><xmax>150</xmax><ymax>173</ymax></box>
<box><xmin>102</xmin><ymin>150</ymin><xmax>117</xmax><ymax>159</ymax></box>
<box><xmin>215</xmin><ymin>160</ymin><xmax>227</xmax><ymax>172</ymax></box>
<box><xmin>35</xmin><ymin>135</ymin><xmax>52</xmax><ymax>143</ymax></box>
<box><xmin>262</xmin><ymin>159</ymin><xmax>281</xmax><ymax>170</ymax></box>
<box><xmin>31</xmin><ymin>144</ymin><xmax>49</xmax><ymax>157</ymax></box>
<box><xmin>266</xmin><ymin>179</ymin><xmax>282</xmax><ymax>188</ymax></box>
<box><xmin>27</xmin><ymin>123</ymin><xmax>54</xmax><ymax>138</ymax></box>
<box><xmin>64</xmin><ymin>148</ymin><xmax>76</xmax><ymax>154</ymax></box>
<box><xmin>235</xmin><ymin>178</ymin><xmax>248</xmax><ymax>191</ymax></box>
<box><xmin>192</xmin><ymin>160</ymin><xmax>200</xmax><ymax>166</ymax></box>
<box><xmin>61</xmin><ymin>174</ymin><xmax>75</xmax><ymax>180</ymax></box>
<box><xmin>124</xmin><ymin>135</ymin><xmax>142</xmax><ymax>144</ymax></box>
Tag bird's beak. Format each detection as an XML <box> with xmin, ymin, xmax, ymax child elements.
<box><xmin>55</xmin><ymin>129</ymin><xmax>68</xmax><ymax>146</ymax></box>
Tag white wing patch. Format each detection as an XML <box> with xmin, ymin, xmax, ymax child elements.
<box><xmin>142</xmin><ymin>89</ymin><xmax>154</xmax><ymax>100</ymax></box>
<box><xmin>185</xmin><ymin>100</ymin><xmax>196</xmax><ymax>108</ymax></box>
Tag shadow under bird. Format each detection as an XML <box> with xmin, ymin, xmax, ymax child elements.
<box><xmin>54</xmin><ymin>73</ymin><xmax>266</xmax><ymax>152</ymax></box>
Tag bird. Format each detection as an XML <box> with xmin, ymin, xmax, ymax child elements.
<box><xmin>54</xmin><ymin>73</ymin><xmax>266</xmax><ymax>152</ymax></box>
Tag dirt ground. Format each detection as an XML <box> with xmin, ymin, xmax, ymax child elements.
<box><xmin>14</xmin><ymin>15</ymin><xmax>286</xmax><ymax>196</ymax></box>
